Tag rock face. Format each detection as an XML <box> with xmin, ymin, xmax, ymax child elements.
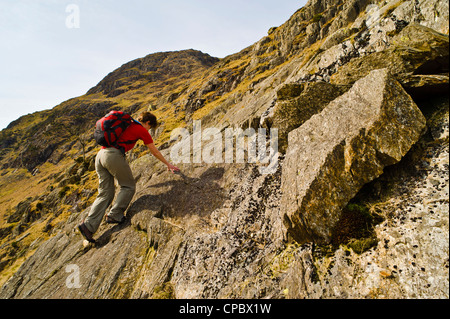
<box><xmin>281</xmin><ymin>68</ymin><xmax>426</xmax><ymax>244</ymax></box>
<box><xmin>0</xmin><ymin>0</ymin><xmax>448</xmax><ymax>300</ymax></box>
<box><xmin>282</xmin><ymin>97</ymin><xmax>449</xmax><ymax>298</ymax></box>
<box><xmin>330</xmin><ymin>24</ymin><xmax>449</xmax><ymax>86</ymax></box>
<box><xmin>269</xmin><ymin>82</ymin><xmax>351</xmax><ymax>153</ymax></box>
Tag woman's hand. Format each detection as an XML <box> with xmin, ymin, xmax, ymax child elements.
<box><xmin>147</xmin><ymin>143</ymin><xmax>180</xmax><ymax>173</ymax></box>
<box><xmin>167</xmin><ymin>163</ymin><xmax>180</xmax><ymax>173</ymax></box>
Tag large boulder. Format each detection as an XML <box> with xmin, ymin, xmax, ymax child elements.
<box><xmin>270</xmin><ymin>82</ymin><xmax>351</xmax><ymax>153</ymax></box>
<box><xmin>281</xmin><ymin>68</ymin><xmax>426</xmax><ymax>244</ymax></box>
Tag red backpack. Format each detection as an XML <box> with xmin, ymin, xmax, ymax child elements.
<box><xmin>94</xmin><ymin>111</ymin><xmax>137</xmax><ymax>153</ymax></box>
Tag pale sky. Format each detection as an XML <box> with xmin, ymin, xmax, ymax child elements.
<box><xmin>0</xmin><ymin>0</ymin><xmax>307</xmax><ymax>130</ymax></box>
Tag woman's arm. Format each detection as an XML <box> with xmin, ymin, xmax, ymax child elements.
<box><xmin>146</xmin><ymin>143</ymin><xmax>180</xmax><ymax>173</ymax></box>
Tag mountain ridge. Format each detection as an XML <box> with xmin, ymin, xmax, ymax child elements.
<box><xmin>86</xmin><ymin>49</ymin><xmax>220</xmax><ymax>97</ymax></box>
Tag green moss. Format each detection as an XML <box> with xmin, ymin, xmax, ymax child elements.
<box><xmin>346</xmin><ymin>237</ymin><xmax>378</xmax><ymax>254</ymax></box>
<box><xmin>276</xmin><ymin>83</ymin><xmax>305</xmax><ymax>101</ymax></box>
<box><xmin>153</xmin><ymin>282</ymin><xmax>175</xmax><ymax>299</ymax></box>
<box><xmin>312</xmin><ymin>14</ymin><xmax>323</xmax><ymax>23</ymax></box>
<box><xmin>260</xmin><ymin>242</ymin><xmax>304</xmax><ymax>282</ymax></box>
<box><xmin>330</xmin><ymin>202</ymin><xmax>383</xmax><ymax>254</ymax></box>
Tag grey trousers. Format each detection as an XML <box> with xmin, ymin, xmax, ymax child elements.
<box><xmin>84</xmin><ymin>148</ymin><xmax>136</xmax><ymax>233</ymax></box>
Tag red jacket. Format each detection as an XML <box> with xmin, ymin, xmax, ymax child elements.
<box><xmin>103</xmin><ymin>122</ymin><xmax>153</xmax><ymax>153</ymax></box>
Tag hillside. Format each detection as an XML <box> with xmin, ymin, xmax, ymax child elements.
<box><xmin>0</xmin><ymin>0</ymin><xmax>448</xmax><ymax>299</ymax></box>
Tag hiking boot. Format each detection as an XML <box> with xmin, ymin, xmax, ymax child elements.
<box><xmin>78</xmin><ymin>223</ymin><xmax>95</xmax><ymax>243</ymax></box>
<box><xmin>105</xmin><ymin>215</ymin><xmax>127</xmax><ymax>225</ymax></box>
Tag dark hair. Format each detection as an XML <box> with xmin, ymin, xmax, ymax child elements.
<box><xmin>138</xmin><ymin>112</ymin><xmax>158</xmax><ymax>128</ymax></box>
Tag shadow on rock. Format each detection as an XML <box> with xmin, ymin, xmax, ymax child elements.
<box><xmin>94</xmin><ymin>167</ymin><xmax>225</xmax><ymax>246</ymax></box>
<box><xmin>131</xmin><ymin>166</ymin><xmax>225</xmax><ymax>219</ymax></box>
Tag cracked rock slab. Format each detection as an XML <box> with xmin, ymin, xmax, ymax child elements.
<box><xmin>281</xmin><ymin>68</ymin><xmax>426</xmax><ymax>244</ymax></box>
